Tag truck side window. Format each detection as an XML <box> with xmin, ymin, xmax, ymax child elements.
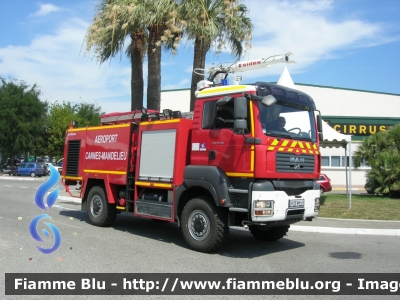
<box><xmin>202</xmin><ymin>101</ymin><xmax>215</xmax><ymax>129</ymax></box>
<box><xmin>202</xmin><ymin>99</ymin><xmax>251</xmax><ymax>133</ymax></box>
<box><xmin>215</xmin><ymin>106</ymin><xmax>234</xmax><ymax>129</ymax></box>
<box><xmin>213</xmin><ymin>99</ymin><xmax>234</xmax><ymax>129</ymax></box>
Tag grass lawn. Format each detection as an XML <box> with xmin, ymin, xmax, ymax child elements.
<box><xmin>319</xmin><ymin>193</ymin><xmax>400</xmax><ymax>220</ymax></box>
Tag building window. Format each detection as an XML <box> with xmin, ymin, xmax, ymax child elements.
<box><xmin>321</xmin><ymin>156</ymin><xmax>329</xmax><ymax>166</ymax></box>
<box><xmin>331</xmin><ymin>156</ymin><xmax>340</xmax><ymax>167</ymax></box>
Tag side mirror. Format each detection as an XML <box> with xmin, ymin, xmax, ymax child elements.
<box><xmin>234</xmin><ymin>97</ymin><xmax>247</xmax><ymax>119</ymax></box>
<box><xmin>317</xmin><ymin>114</ymin><xmax>323</xmax><ymax>133</ymax></box>
<box><xmin>261</xmin><ymin>95</ymin><xmax>277</xmax><ymax>107</ymax></box>
<box><xmin>234</xmin><ymin>119</ymin><xmax>248</xmax><ymax>134</ymax></box>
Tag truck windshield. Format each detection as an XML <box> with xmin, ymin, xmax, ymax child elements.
<box><xmin>258</xmin><ymin>101</ymin><xmax>317</xmax><ymax>142</ymax></box>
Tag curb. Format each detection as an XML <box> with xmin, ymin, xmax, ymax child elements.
<box><xmin>332</xmin><ymin>187</ymin><xmax>364</xmax><ymax>191</ymax></box>
<box><xmin>0</xmin><ymin>176</ymin><xmax>40</xmax><ymax>181</ymax></box>
<box><xmin>290</xmin><ymin>225</ymin><xmax>400</xmax><ymax>236</ymax></box>
<box><xmin>317</xmin><ymin>217</ymin><xmax>400</xmax><ymax>223</ymax></box>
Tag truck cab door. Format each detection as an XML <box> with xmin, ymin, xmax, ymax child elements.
<box><xmin>191</xmin><ymin>99</ymin><xmax>254</xmax><ymax>177</ymax></box>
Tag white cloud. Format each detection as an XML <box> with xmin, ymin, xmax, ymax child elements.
<box><xmin>33</xmin><ymin>3</ymin><xmax>61</xmax><ymax>16</ymax></box>
<box><xmin>217</xmin><ymin>0</ymin><xmax>395</xmax><ymax>79</ymax></box>
<box><xmin>1</xmin><ymin>0</ymin><xmax>397</xmax><ymax>115</ymax></box>
<box><xmin>0</xmin><ymin>18</ymin><xmax>132</xmax><ymax>114</ymax></box>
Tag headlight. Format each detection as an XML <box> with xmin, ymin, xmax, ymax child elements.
<box><xmin>255</xmin><ymin>200</ymin><xmax>272</xmax><ymax>208</ymax></box>
<box><xmin>254</xmin><ymin>200</ymin><xmax>273</xmax><ymax>217</ymax></box>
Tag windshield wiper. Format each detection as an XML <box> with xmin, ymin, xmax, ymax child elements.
<box><xmin>292</xmin><ymin>136</ymin><xmax>313</xmax><ymax>142</ymax></box>
<box><xmin>264</xmin><ymin>131</ymin><xmax>293</xmax><ymax>139</ymax></box>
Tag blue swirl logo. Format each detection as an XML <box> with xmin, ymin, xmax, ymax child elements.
<box><xmin>29</xmin><ymin>164</ymin><xmax>61</xmax><ymax>254</ymax></box>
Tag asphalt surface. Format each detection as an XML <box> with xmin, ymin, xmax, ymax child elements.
<box><xmin>1</xmin><ymin>175</ymin><xmax>399</xmax><ymax>236</ymax></box>
<box><xmin>1</xmin><ymin>175</ymin><xmax>400</xmax><ymax>300</ymax></box>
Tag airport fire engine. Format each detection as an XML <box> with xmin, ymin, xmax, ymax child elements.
<box><xmin>62</xmin><ymin>52</ymin><xmax>323</xmax><ymax>252</ymax></box>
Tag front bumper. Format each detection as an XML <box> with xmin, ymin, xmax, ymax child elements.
<box><xmin>250</xmin><ymin>189</ymin><xmax>320</xmax><ymax>223</ymax></box>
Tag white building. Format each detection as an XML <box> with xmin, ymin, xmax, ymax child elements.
<box><xmin>161</xmin><ymin>68</ymin><xmax>400</xmax><ymax>186</ymax></box>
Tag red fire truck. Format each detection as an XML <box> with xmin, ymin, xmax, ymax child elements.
<box><xmin>62</xmin><ymin>52</ymin><xmax>323</xmax><ymax>252</ymax></box>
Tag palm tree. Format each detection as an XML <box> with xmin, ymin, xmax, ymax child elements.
<box><xmin>178</xmin><ymin>0</ymin><xmax>253</xmax><ymax>111</ymax></box>
<box><xmin>84</xmin><ymin>0</ymin><xmax>146</xmax><ymax>111</ymax></box>
<box><xmin>140</xmin><ymin>0</ymin><xmax>181</xmax><ymax>111</ymax></box>
<box><xmin>84</xmin><ymin>0</ymin><xmax>181</xmax><ymax>111</ymax></box>
<box><xmin>355</xmin><ymin>124</ymin><xmax>400</xmax><ymax>197</ymax></box>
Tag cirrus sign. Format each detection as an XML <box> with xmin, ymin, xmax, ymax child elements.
<box><xmin>29</xmin><ymin>164</ymin><xmax>61</xmax><ymax>254</ymax></box>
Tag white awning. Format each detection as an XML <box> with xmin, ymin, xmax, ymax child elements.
<box><xmin>321</xmin><ymin>120</ymin><xmax>351</xmax><ymax>148</ymax></box>
<box><xmin>321</xmin><ymin>121</ymin><xmax>354</xmax><ymax>209</ymax></box>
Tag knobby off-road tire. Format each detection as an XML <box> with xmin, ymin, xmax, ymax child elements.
<box><xmin>249</xmin><ymin>225</ymin><xmax>290</xmax><ymax>241</ymax></box>
<box><xmin>87</xmin><ymin>186</ymin><xmax>116</xmax><ymax>227</ymax></box>
<box><xmin>181</xmin><ymin>196</ymin><xmax>229</xmax><ymax>253</ymax></box>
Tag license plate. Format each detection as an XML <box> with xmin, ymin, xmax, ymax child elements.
<box><xmin>289</xmin><ymin>199</ymin><xmax>305</xmax><ymax>208</ymax></box>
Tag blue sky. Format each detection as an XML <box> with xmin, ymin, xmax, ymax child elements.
<box><xmin>0</xmin><ymin>0</ymin><xmax>399</xmax><ymax>114</ymax></box>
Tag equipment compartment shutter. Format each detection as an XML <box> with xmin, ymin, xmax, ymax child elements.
<box><xmin>139</xmin><ymin>129</ymin><xmax>176</xmax><ymax>181</ymax></box>
<box><xmin>66</xmin><ymin>140</ymin><xmax>80</xmax><ymax>176</ymax></box>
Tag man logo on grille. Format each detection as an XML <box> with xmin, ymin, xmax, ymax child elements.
<box><xmin>290</xmin><ymin>157</ymin><xmax>305</xmax><ymax>163</ymax></box>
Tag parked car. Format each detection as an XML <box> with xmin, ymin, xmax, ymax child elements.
<box><xmin>56</xmin><ymin>158</ymin><xmax>63</xmax><ymax>167</ymax></box>
<box><xmin>317</xmin><ymin>174</ymin><xmax>332</xmax><ymax>193</ymax></box>
<box><xmin>56</xmin><ymin>158</ymin><xmax>63</xmax><ymax>175</ymax></box>
<box><xmin>17</xmin><ymin>162</ymin><xmax>44</xmax><ymax>177</ymax></box>
<box><xmin>44</xmin><ymin>162</ymin><xmax>58</xmax><ymax>175</ymax></box>
<box><xmin>42</xmin><ymin>162</ymin><xmax>50</xmax><ymax>176</ymax></box>
<box><xmin>2</xmin><ymin>165</ymin><xmax>18</xmax><ymax>176</ymax></box>
<box><xmin>9</xmin><ymin>166</ymin><xmax>18</xmax><ymax>176</ymax></box>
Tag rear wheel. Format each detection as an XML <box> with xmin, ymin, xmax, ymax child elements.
<box><xmin>320</xmin><ymin>186</ymin><xmax>325</xmax><ymax>193</ymax></box>
<box><xmin>181</xmin><ymin>196</ymin><xmax>229</xmax><ymax>252</ymax></box>
<box><xmin>30</xmin><ymin>172</ymin><xmax>36</xmax><ymax>177</ymax></box>
<box><xmin>87</xmin><ymin>186</ymin><xmax>116</xmax><ymax>227</ymax></box>
<box><xmin>249</xmin><ymin>225</ymin><xmax>289</xmax><ymax>241</ymax></box>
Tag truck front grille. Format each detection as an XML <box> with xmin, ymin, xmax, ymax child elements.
<box><xmin>276</xmin><ymin>153</ymin><xmax>314</xmax><ymax>173</ymax></box>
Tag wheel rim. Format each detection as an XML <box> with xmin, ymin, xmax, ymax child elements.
<box><xmin>90</xmin><ymin>195</ymin><xmax>103</xmax><ymax>218</ymax></box>
<box><xmin>188</xmin><ymin>209</ymin><xmax>210</xmax><ymax>241</ymax></box>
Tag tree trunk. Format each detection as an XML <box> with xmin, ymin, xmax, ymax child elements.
<box><xmin>130</xmin><ymin>32</ymin><xmax>145</xmax><ymax>112</ymax></box>
<box><xmin>190</xmin><ymin>37</ymin><xmax>209</xmax><ymax>111</ymax></box>
<box><xmin>147</xmin><ymin>24</ymin><xmax>163</xmax><ymax>111</ymax></box>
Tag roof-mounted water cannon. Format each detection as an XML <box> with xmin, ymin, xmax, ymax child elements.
<box><xmin>194</xmin><ymin>52</ymin><xmax>296</xmax><ymax>91</ymax></box>
<box><xmin>227</xmin><ymin>52</ymin><xmax>296</xmax><ymax>74</ymax></box>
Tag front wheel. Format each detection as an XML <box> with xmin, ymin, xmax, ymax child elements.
<box><xmin>249</xmin><ymin>225</ymin><xmax>289</xmax><ymax>241</ymax></box>
<box><xmin>87</xmin><ymin>186</ymin><xmax>116</xmax><ymax>227</ymax></box>
<box><xmin>181</xmin><ymin>196</ymin><xmax>228</xmax><ymax>252</ymax></box>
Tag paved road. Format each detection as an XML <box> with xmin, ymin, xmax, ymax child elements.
<box><xmin>1</xmin><ymin>175</ymin><xmax>399</xmax><ymax>234</ymax></box>
<box><xmin>1</xmin><ymin>176</ymin><xmax>399</xmax><ymax>299</ymax></box>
